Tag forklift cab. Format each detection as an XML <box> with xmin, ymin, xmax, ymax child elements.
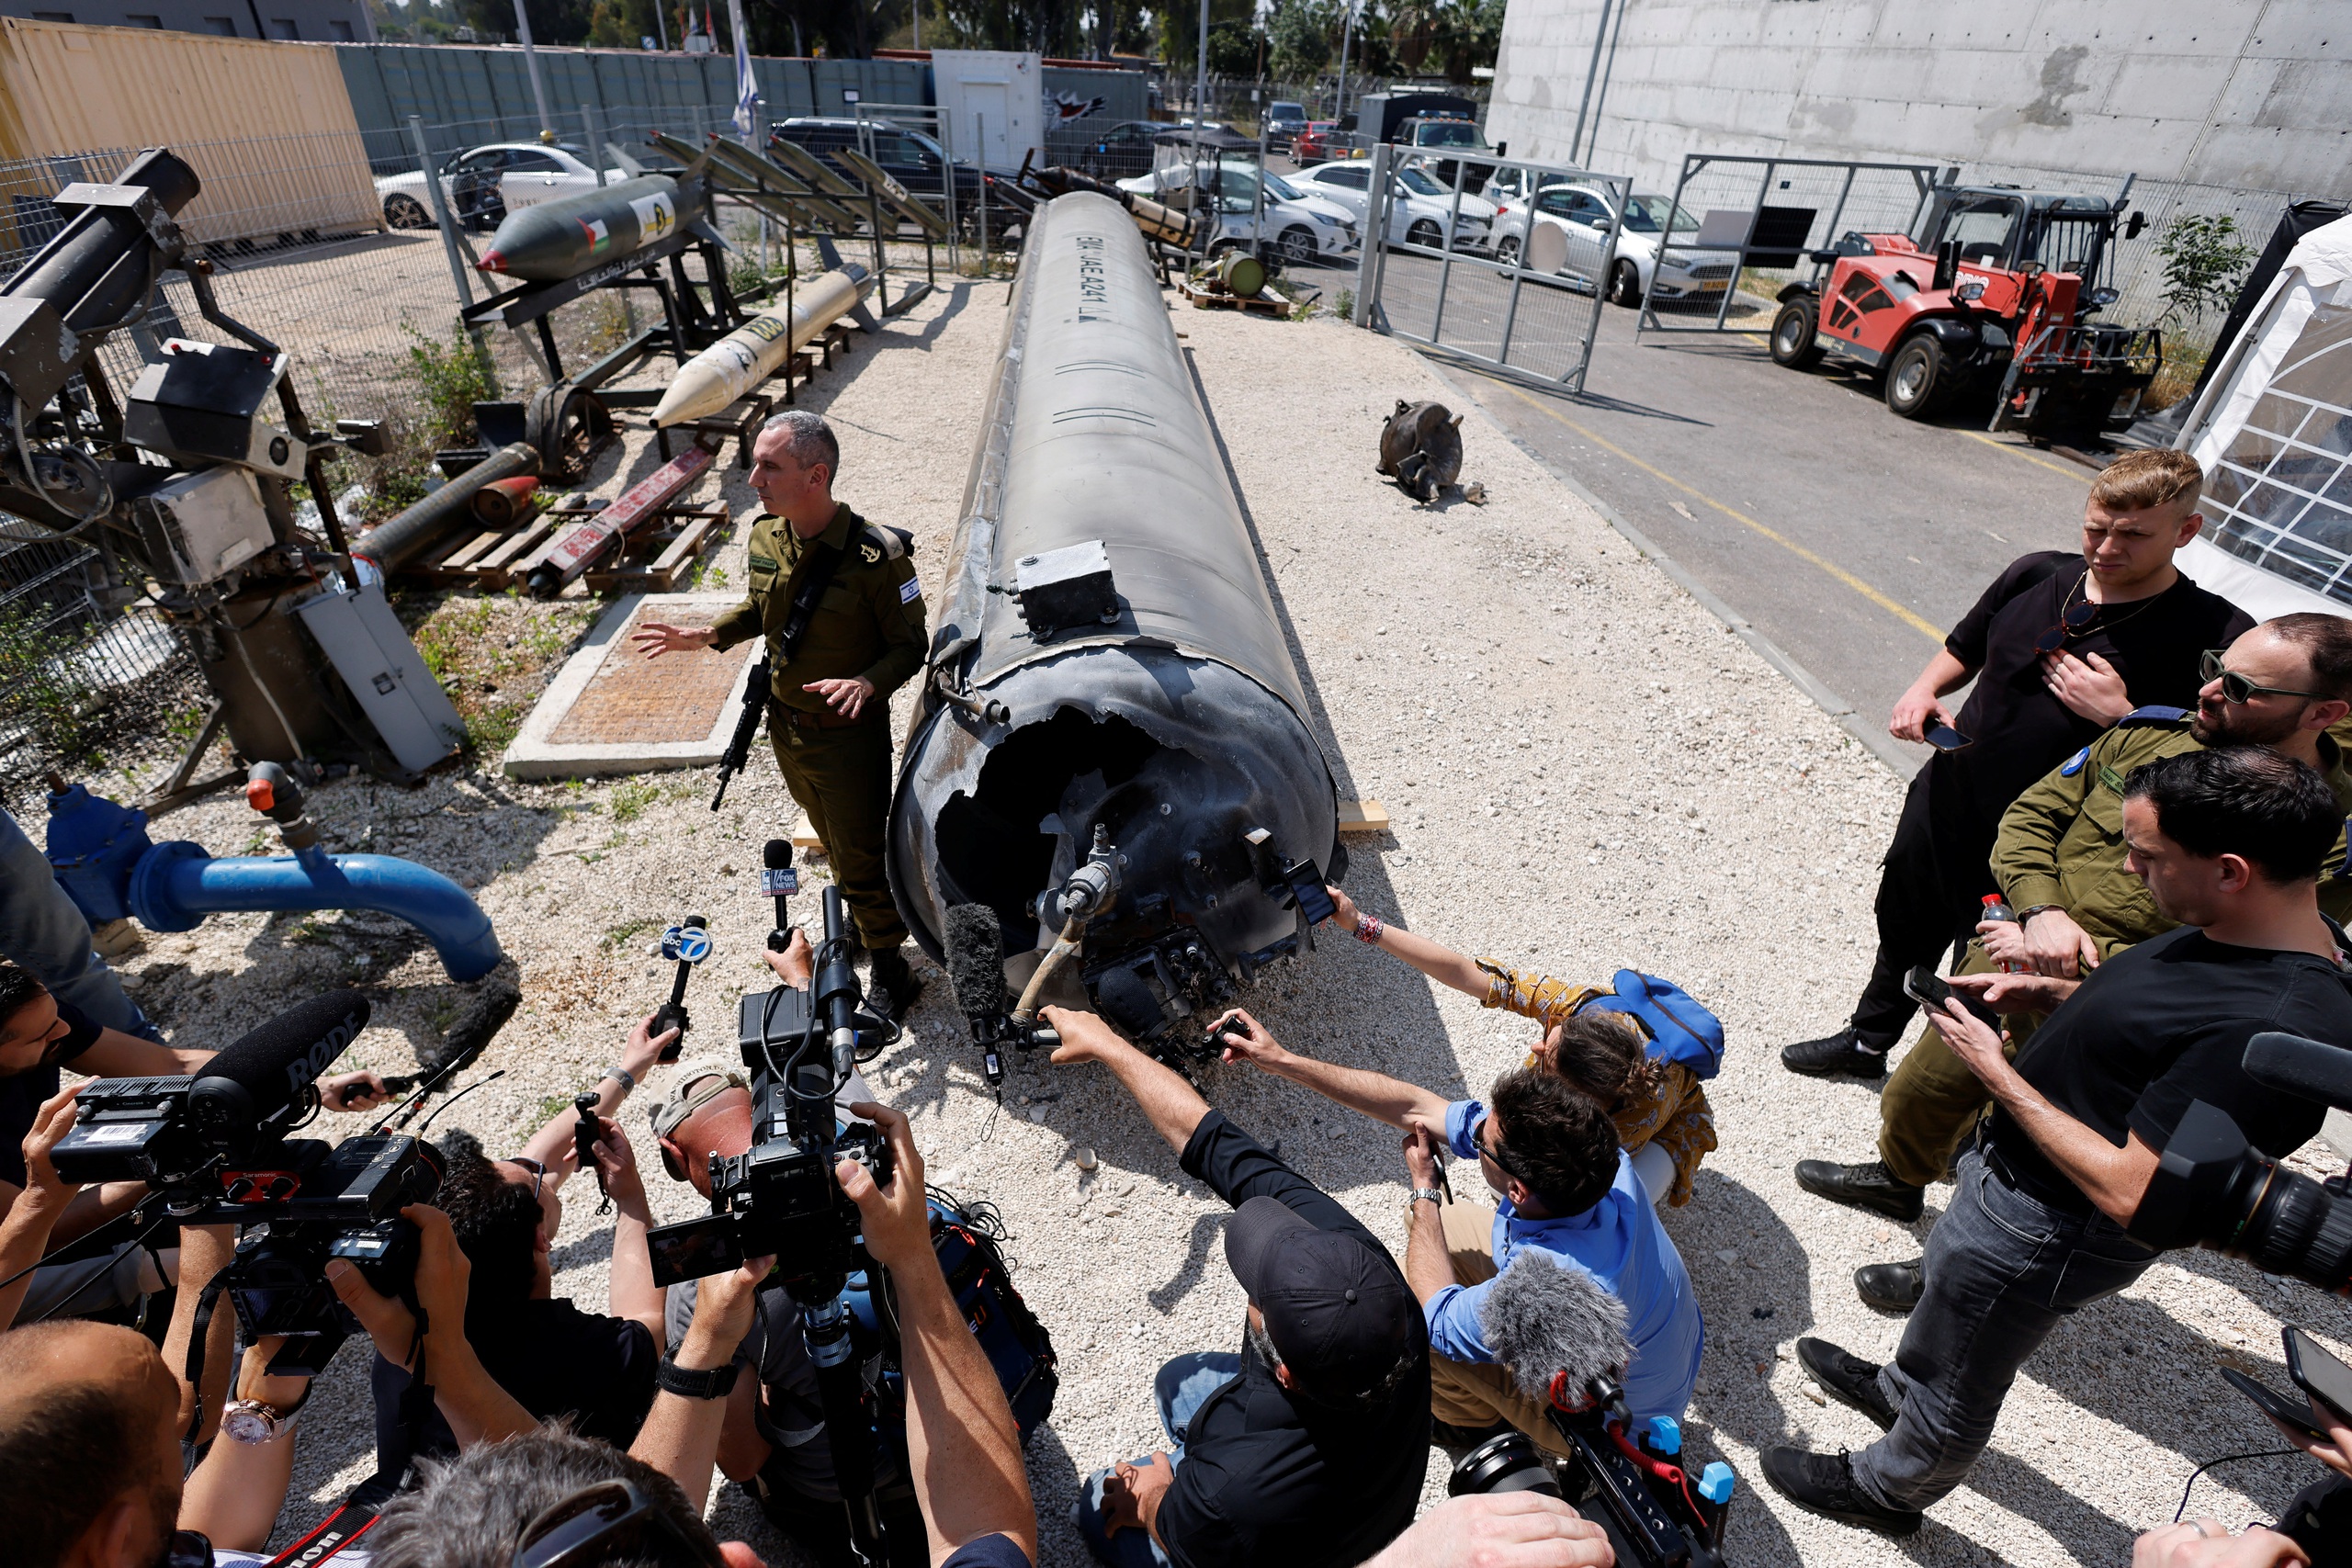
<box><xmin>1916</xmin><ymin>186</ymin><xmax>2137</xmax><ymax>290</ymax></box>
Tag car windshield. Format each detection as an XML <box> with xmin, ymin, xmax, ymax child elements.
<box><xmin>1414</xmin><ymin>121</ymin><xmax>1482</xmax><ymax>147</ymax></box>
<box><xmin>906</xmin><ymin>130</ymin><xmax>949</xmax><ymax>163</ymax></box>
<box><xmin>1396</xmin><ymin>168</ymin><xmax>1449</xmax><ymax>196</ymax></box>
<box><xmin>1621</xmin><ymin>194</ymin><xmax>1700</xmax><ymax>233</ymax></box>
<box><xmin>1260</xmin><ymin>172</ymin><xmax>1306</xmax><ymax>201</ymax></box>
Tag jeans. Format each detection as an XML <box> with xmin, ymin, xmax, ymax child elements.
<box><xmin>1851</xmin><ymin>1148</ymin><xmax>2159</xmax><ymax>1512</ymax></box>
<box><xmin>1073</xmin><ymin>1352</ymin><xmax>1240</xmax><ymax>1568</ymax></box>
<box><xmin>0</xmin><ymin>806</ymin><xmax>157</xmax><ymax>1040</ymax></box>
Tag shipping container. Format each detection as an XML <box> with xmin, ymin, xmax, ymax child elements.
<box><xmin>0</xmin><ymin>18</ymin><xmax>378</xmax><ymax>253</ymax></box>
<box><xmin>931</xmin><ymin>50</ymin><xmax>1042</xmax><ymax>174</ymax></box>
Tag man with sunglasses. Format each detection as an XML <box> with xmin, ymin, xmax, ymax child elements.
<box><xmin>1783</xmin><ymin>448</ymin><xmax>2254</xmax><ymax>1084</ymax></box>
<box><xmin>1794</xmin><ymin>614</ymin><xmax>2352</xmax><ymax>1312</ymax></box>
<box><xmin>1207</xmin><ymin>1009</ymin><xmax>1700</xmax><ymax>1452</ymax></box>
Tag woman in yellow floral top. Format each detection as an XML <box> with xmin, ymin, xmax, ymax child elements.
<box><xmin>1322</xmin><ymin>886</ymin><xmax>1718</xmax><ymax>1206</ymax></box>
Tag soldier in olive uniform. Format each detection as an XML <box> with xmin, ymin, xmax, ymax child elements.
<box><xmin>635</xmin><ymin>411</ymin><xmax>926</xmax><ymax>1017</ymax></box>
<box><xmin>1794</xmin><ymin>614</ymin><xmax>2352</xmax><ymax>1311</ymax></box>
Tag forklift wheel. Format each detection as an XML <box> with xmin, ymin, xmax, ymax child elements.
<box><xmin>1770</xmin><ymin>298</ymin><xmax>1823</xmax><ymax>369</ymax></box>
<box><xmin>1885</xmin><ymin>334</ymin><xmax>1951</xmax><ymax>419</ymax></box>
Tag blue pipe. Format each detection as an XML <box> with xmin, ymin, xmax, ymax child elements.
<box><xmin>128</xmin><ymin>840</ymin><xmax>505</xmax><ymax>983</ymax></box>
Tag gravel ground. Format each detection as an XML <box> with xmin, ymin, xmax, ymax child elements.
<box><xmin>82</xmin><ymin>272</ymin><xmax>2352</xmax><ymax>1567</ymax></box>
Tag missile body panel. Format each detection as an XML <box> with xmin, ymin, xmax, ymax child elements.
<box><xmin>476</xmin><ymin>173</ymin><xmax>707</xmax><ymax>281</ymax></box>
<box><xmin>889</xmin><ymin>192</ymin><xmax>1337</xmax><ymax>1033</ymax></box>
<box><xmin>651</xmin><ymin>265</ymin><xmax>874</xmax><ymax>427</ymax></box>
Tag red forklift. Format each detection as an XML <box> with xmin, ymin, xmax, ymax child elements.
<box><xmin>1768</xmin><ymin>178</ymin><xmax>2160</xmax><ymax>439</ymax></box>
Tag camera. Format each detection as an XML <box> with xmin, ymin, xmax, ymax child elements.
<box><xmin>1450</xmin><ymin>1401</ymin><xmax>1733</xmax><ymax>1568</ymax></box>
<box><xmin>645</xmin><ymin>885</ymin><xmax>896</xmax><ymax>1292</ymax></box>
<box><xmin>52</xmin><ymin>1070</ymin><xmax>319</xmax><ymax>1186</ymax></box>
<box><xmin>199</xmin><ymin>1134</ymin><xmax>444</xmax><ymax>1375</ymax></box>
<box><xmin>2129</xmin><ymin>1031</ymin><xmax>2352</xmax><ymax>1290</ymax></box>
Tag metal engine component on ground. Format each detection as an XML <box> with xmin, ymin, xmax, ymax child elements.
<box><xmin>1377</xmin><ymin>399</ymin><xmax>1464</xmax><ymax>502</ymax></box>
<box><xmin>888</xmin><ymin>192</ymin><xmax>1339</xmax><ymax>1037</ymax></box>
<box><xmin>650</xmin><ymin>263</ymin><xmax>875</xmax><ymax>428</ymax></box>
<box><xmin>354</xmin><ymin>441</ymin><xmax>541</xmax><ymax>572</ymax></box>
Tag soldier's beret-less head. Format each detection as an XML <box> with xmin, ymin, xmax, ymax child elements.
<box><xmin>762</xmin><ymin>410</ymin><xmax>841</xmax><ymax>479</ymax></box>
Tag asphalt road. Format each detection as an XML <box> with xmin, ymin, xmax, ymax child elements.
<box><xmin>1408</xmin><ymin>296</ymin><xmax>2101</xmax><ymax>771</ymax></box>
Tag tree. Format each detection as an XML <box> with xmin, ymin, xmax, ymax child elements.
<box><xmin>1265</xmin><ymin>0</ymin><xmax>1329</xmax><ymax>79</ymax></box>
<box><xmin>2156</xmin><ymin>213</ymin><xmax>2256</xmax><ymax>328</ymax></box>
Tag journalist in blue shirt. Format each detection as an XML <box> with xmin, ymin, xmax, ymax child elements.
<box><xmin>1209</xmin><ymin>1006</ymin><xmax>1704</xmax><ymax>1452</ymax></box>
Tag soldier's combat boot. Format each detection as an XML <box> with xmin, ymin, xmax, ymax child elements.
<box><xmin>866</xmin><ymin>944</ymin><xmax>921</xmax><ymax>1024</ymax></box>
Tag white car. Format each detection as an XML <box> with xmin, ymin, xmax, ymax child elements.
<box><xmin>1489</xmin><ymin>183</ymin><xmax>1737</xmax><ymax>305</ymax></box>
<box><xmin>374</xmin><ymin>143</ymin><xmax>628</xmax><ymax>231</ymax></box>
<box><xmin>1115</xmin><ymin>164</ymin><xmax>1359</xmax><ymax>265</ymax></box>
<box><xmin>1291</xmin><ymin>160</ymin><xmax>1498</xmax><ymax>252</ymax></box>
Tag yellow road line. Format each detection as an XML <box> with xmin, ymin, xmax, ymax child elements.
<box><xmin>1963</xmin><ymin>430</ymin><xmax>2092</xmax><ymax>482</ymax></box>
<box><xmin>1498</xmin><ymin>383</ymin><xmax>1946</xmax><ymax>643</ymax></box>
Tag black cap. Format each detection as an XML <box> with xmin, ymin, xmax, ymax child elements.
<box><xmin>1225</xmin><ymin>1196</ymin><xmax>1419</xmax><ymax>1403</ymax></box>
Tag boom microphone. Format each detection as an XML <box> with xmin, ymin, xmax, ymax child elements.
<box><xmin>1478</xmin><ymin>1249</ymin><xmax>1632</xmax><ymax>1408</ymax></box>
<box><xmin>188</xmin><ymin>991</ymin><xmax>373</xmax><ymax>1140</ymax></box>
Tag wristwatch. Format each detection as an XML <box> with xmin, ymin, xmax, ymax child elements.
<box><xmin>656</xmin><ymin>1357</ymin><xmax>741</xmax><ymax>1400</ymax></box>
<box><xmin>221</xmin><ymin>1382</ymin><xmax>311</xmax><ymax>1445</ymax></box>
<box><xmin>1407</xmin><ymin>1187</ymin><xmax>1445</xmax><ymax>1210</ymax></box>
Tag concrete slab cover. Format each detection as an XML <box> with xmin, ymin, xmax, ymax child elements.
<box><xmin>503</xmin><ymin>592</ymin><xmax>759</xmax><ymax>779</ymax></box>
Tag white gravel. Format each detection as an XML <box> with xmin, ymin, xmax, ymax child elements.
<box><xmin>80</xmin><ymin>273</ymin><xmax>2352</xmax><ymax>1567</ymax></box>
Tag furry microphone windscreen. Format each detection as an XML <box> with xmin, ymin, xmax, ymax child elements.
<box><xmin>1478</xmin><ymin>1249</ymin><xmax>1633</xmax><ymax>1405</ymax></box>
<box><xmin>1091</xmin><ymin>965</ymin><xmax>1161</xmax><ymax>1039</ymax></box>
<box><xmin>943</xmin><ymin>904</ymin><xmax>1008</xmax><ymax>1021</ymax></box>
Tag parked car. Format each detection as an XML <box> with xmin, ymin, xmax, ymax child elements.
<box><xmin>771</xmin><ymin>118</ymin><xmax>1013</xmax><ymax>240</ymax></box>
<box><xmin>1115</xmin><ymin>162</ymin><xmax>1359</xmax><ymax>265</ymax></box>
<box><xmin>1292</xmin><ymin>121</ymin><xmax>1342</xmax><ymax>163</ymax></box>
<box><xmin>1262</xmin><ymin>100</ymin><xmax>1308</xmax><ymax>151</ymax></box>
<box><xmin>1293</xmin><ymin>159</ymin><xmax>1497</xmax><ymax>252</ymax></box>
<box><xmin>1393</xmin><ymin>114</ymin><xmax>1501</xmax><ymax>192</ymax></box>
<box><xmin>1489</xmin><ymin>184</ymin><xmax>1735</xmax><ymax>304</ymax></box>
<box><xmin>374</xmin><ymin>142</ymin><xmax>625</xmax><ymax>231</ymax></box>
<box><xmin>1076</xmin><ymin>118</ymin><xmax>1163</xmax><ymax>179</ymax></box>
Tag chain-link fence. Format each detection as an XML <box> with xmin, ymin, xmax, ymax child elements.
<box><xmin>1355</xmin><ymin>143</ymin><xmax>1623</xmax><ymax>392</ymax></box>
<box><xmin>0</xmin><ymin>108</ymin><xmax>981</xmax><ymax>788</ymax></box>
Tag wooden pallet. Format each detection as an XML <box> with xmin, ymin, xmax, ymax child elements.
<box><xmin>1177</xmin><ymin>277</ymin><xmax>1294</xmax><ymax>317</ymax></box>
<box><xmin>401</xmin><ymin>515</ymin><xmax>562</xmax><ymax>589</ymax></box>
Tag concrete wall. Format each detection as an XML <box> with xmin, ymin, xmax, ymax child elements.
<box><xmin>0</xmin><ymin>0</ymin><xmax>368</xmax><ymax>40</ymax></box>
<box><xmin>1490</xmin><ymin>0</ymin><xmax>2352</xmax><ymax>200</ymax></box>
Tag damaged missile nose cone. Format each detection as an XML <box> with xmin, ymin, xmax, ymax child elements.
<box><xmin>476</xmin><ymin>251</ymin><xmax>508</xmax><ymax>274</ymax></box>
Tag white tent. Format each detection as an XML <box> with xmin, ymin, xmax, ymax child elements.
<box><xmin>2174</xmin><ymin>212</ymin><xmax>2352</xmax><ymax>619</ymax></box>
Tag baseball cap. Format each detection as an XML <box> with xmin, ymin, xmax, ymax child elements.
<box><xmin>1224</xmin><ymin>1195</ymin><xmax>1419</xmax><ymax>1403</ymax></box>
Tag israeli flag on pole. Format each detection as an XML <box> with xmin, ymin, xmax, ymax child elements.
<box><xmin>732</xmin><ymin>18</ymin><xmax>759</xmax><ymax>138</ymax></box>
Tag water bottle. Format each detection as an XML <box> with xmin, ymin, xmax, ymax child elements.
<box><xmin>1981</xmin><ymin>893</ymin><xmax>2024</xmax><ymax>973</ymax></box>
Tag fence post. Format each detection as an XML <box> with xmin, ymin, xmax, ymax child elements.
<box><xmin>975</xmin><ymin>112</ymin><xmax>989</xmax><ymax>279</ymax></box>
<box><xmin>409</xmin><ymin>114</ymin><xmax>500</xmax><ymax>397</ymax></box>
<box><xmin>1352</xmin><ymin>141</ymin><xmax>1387</xmax><ymax>327</ymax></box>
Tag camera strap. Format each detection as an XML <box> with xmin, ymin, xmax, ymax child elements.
<box><xmin>261</xmin><ymin>1486</ymin><xmax>389</xmax><ymax>1568</ymax></box>
<box><xmin>182</xmin><ymin>1273</ymin><xmax>232</xmax><ymax>1444</ymax></box>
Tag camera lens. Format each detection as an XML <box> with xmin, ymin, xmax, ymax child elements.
<box><xmin>2234</xmin><ymin>1165</ymin><xmax>2352</xmax><ymax>1292</ymax></box>
<box><xmin>1448</xmin><ymin>1431</ymin><xmax>1564</xmax><ymax>1499</ymax></box>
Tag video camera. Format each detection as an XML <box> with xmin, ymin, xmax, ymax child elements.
<box><xmin>47</xmin><ymin>992</ymin><xmax>444</xmax><ymax>1378</ymax></box>
<box><xmin>644</xmin><ymin>884</ymin><xmax>898</xmax><ymax>1292</ymax></box>
<box><xmin>2129</xmin><ymin>1031</ymin><xmax>2352</xmax><ymax>1289</ymax></box>
<box><xmin>1472</xmin><ymin>1251</ymin><xmax>1735</xmax><ymax>1568</ymax></box>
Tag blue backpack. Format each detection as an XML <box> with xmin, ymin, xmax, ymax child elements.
<box><xmin>1579</xmin><ymin>970</ymin><xmax>1725</xmax><ymax>1080</ymax></box>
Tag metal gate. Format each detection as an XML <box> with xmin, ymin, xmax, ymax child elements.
<box><xmin>1634</xmin><ymin>155</ymin><xmax>1940</xmax><ymax>337</ymax></box>
<box><xmin>1351</xmin><ymin>143</ymin><xmax>1628</xmax><ymax>394</ymax></box>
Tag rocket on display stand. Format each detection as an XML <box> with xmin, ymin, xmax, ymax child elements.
<box><xmin>651</xmin><ymin>261</ymin><xmax>878</xmax><ymax>428</ymax></box>
<box><xmin>474</xmin><ymin>168</ymin><xmax>718</xmax><ymax>282</ymax></box>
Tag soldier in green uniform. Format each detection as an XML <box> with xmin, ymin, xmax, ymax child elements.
<box><xmin>1794</xmin><ymin>614</ymin><xmax>2352</xmax><ymax>1311</ymax></box>
<box><xmin>634</xmin><ymin>411</ymin><xmax>927</xmax><ymax>1018</ymax></box>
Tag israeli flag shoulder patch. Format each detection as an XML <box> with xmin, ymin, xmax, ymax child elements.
<box><xmin>899</xmin><ymin>577</ymin><xmax>922</xmax><ymax>604</ymax></box>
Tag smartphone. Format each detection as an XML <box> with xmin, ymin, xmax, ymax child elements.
<box><xmin>2285</xmin><ymin>1327</ymin><xmax>2352</xmax><ymax>1426</ymax></box>
<box><xmin>1923</xmin><ymin>723</ymin><xmax>1973</xmax><ymax>752</ymax></box>
<box><xmin>1905</xmin><ymin>965</ymin><xmax>2002</xmax><ymax>1031</ymax></box>
<box><xmin>1279</xmin><ymin>859</ymin><xmax>1338</xmax><ymax>926</ymax></box>
<box><xmin>2222</xmin><ymin>1366</ymin><xmax>2330</xmax><ymax>1439</ymax></box>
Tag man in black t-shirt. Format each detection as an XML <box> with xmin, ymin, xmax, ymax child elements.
<box><xmin>1765</xmin><ymin>748</ymin><xmax>2352</xmax><ymax>1536</ymax></box>
<box><xmin>1044</xmin><ymin>1007</ymin><xmax>1430</xmax><ymax>1568</ymax></box>
<box><xmin>1783</xmin><ymin>448</ymin><xmax>2253</xmax><ymax>1082</ymax></box>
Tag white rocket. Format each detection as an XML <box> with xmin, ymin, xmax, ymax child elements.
<box><xmin>651</xmin><ymin>264</ymin><xmax>877</xmax><ymax>428</ymax></box>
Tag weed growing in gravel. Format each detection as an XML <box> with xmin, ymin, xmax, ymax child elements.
<box><xmin>602</xmin><ymin>916</ymin><xmax>661</xmax><ymax>949</ymax></box>
<box><xmin>410</xmin><ymin>597</ymin><xmax>594</xmax><ymax>761</ymax></box>
<box><xmin>611</xmin><ymin>779</ymin><xmax>662</xmax><ymax>823</ymax></box>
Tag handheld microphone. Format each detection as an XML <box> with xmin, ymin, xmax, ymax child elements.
<box><xmin>761</xmin><ymin>840</ymin><xmax>798</xmax><ymax>953</ymax></box>
<box><xmin>815</xmin><ymin>886</ymin><xmax>861</xmax><ymax>1082</ymax></box>
<box><xmin>188</xmin><ymin>992</ymin><xmax>374</xmax><ymax>1145</ymax></box>
<box><xmin>944</xmin><ymin>903</ymin><xmax>1011</xmax><ymax>1089</ymax></box>
<box><xmin>653</xmin><ymin>915</ymin><xmax>711</xmax><ymax>1062</ymax></box>
<box><xmin>575</xmin><ymin>1091</ymin><xmax>611</xmax><ymax>1213</ymax></box>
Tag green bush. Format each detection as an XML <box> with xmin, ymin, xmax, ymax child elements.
<box><xmin>2156</xmin><ymin>214</ymin><xmax>2255</xmax><ymax>329</ymax></box>
<box><xmin>402</xmin><ymin>323</ymin><xmax>496</xmax><ymax>447</ymax></box>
